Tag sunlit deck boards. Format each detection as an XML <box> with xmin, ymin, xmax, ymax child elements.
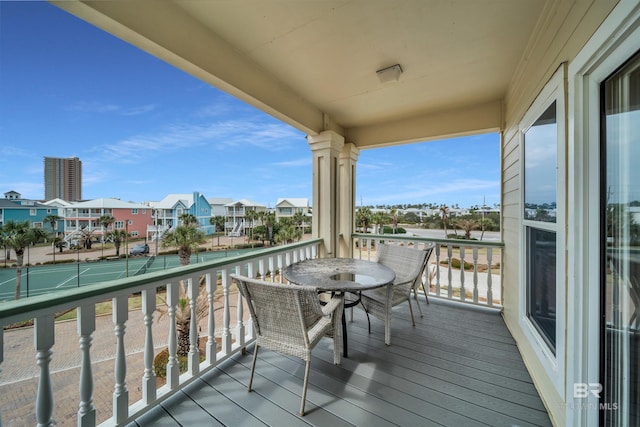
<box><xmin>129</xmin><ymin>298</ymin><xmax>551</xmax><ymax>427</ymax></box>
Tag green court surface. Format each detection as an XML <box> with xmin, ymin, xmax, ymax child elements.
<box><xmin>0</xmin><ymin>249</ymin><xmax>249</xmax><ymax>302</ymax></box>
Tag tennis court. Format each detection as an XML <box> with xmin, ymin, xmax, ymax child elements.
<box><xmin>0</xmin><ymin>249</ymin><xmax>250</xmax><ymax>301</ymax></box>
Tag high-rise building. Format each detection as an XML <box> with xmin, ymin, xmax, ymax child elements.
<box><xmin>44</xmin><ymin>156</ymin><xmax>82</xmax><ymax>202</ymax></box>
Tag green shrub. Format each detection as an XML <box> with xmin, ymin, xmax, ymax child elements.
<box><xmin>382</xmin><ymin>226</ymin><xmax>406</xmax><ymax>234</ymax></box>
<box><xmin>441</xmin><ymin>258</ymin><xmax>474</xmax><ymax>271</ymax></box>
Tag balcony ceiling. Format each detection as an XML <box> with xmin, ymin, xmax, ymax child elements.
<box><xmin>53</xmin><ymin>0</ymin><xmax>548</xmax><ymax>148</ymax></box>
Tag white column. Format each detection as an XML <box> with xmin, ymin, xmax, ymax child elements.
<box><xmin>338</xmin><ymin>143</ymin><xmax>359</xmax><ymax>258</ymax></box>
<box><xmin>308</xmin><ymin>131</ymin><xmax>344</xmax><ymax>258</ymax></box>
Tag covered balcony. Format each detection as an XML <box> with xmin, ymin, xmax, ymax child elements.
<box><xmin>1</xmin><ymin>0</ymin><xmax>632</xmax><ymax>425</ymax></box>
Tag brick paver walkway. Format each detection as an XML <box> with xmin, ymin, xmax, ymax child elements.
<box><xmin>1</xmin><ymin>309</ymin><xmax>171</xmax><ymax>426</ymax></box>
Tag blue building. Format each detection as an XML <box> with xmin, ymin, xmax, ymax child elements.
<box><xmin>0</xmin><ymin>191</ymin><xmax>62</xmax><ymax>233</ymax></box>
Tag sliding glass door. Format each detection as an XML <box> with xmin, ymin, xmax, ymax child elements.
<box><xmin>601</xmin><ymin>50</ymin><xmax>640</xmax><ymax>426</ymax></box>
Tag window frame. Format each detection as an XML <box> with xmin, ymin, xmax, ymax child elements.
<box><xmin>519</xmin><ymin>64</ymin><xmax>567</xmax><ymax>397</ymax></box>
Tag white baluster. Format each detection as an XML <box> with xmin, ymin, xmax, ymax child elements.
<box><xmin>221</xmin><ymin>270</ymin><xmax>232</xmax><ymax>354</ymax></box>
<box><xmin>35</xmin><ymin>315</ymin><xmax>54</xmax><ymax>427</ymax></box>
<box><xmin>435</xmin><ymin>244</ymin><xmax>441</xmax><ymax>296</ymax></box>
<box><xmin>447</xmin><ymin>245</ymin><xmax>453</xmax><ymax>299</ymax></box>
<box><xmin>487</xmin><ymin>248</ymin><xmax>494</xmax><ymax>306</ymax></box>
<box><xmin>142</xmin><ymin>288</ymin><xmax>156</xmax><ymax>404</ymax></box>
<box><xmin>166</xmin><ymin>282</ymin><xmax>179</xmax><ymax>388</ymax></box>
<box><xmin>77</xmin><ymin>305</ymin><xmax>96</xmax><ymax>427</ymax></box>
<box><xmin>460</xmin><ymin>247</ymin><xmax>466</xmax><ymax>301</ymax></box>
<box><xmin>112</xmin><ymin>296</ymin><xmax>128</xmax><ymax>423</ymax></box>
<box><xmin>277</xmin><ymin>254</ymin><xmax>284</xmax><ymax>283</ymax></box>
<box><xmin>187</xmin><ymin>278</ymin><xmax>199</xmax><ymax>375</ymax></box>
<box><xmin>237</xmin><ymin>273</ymin><xmax>245</xmax><ymax>347</ymax></box>
<box><xmin>205</xmin><ymin>273</ymin><xmax>217</xmax><ymax>364</ymax></box>
<box><xmin>472</xmin><ymin>247</ymin><xmax>479</xmax><ymax>303</ymax></box>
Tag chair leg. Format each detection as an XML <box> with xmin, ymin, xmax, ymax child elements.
<box><xmin>248</xmin><ymin>344</ymin><xmax>259</xmax><ymax>392</ymax></box>
<box><xmin>385</xmin><ymin>311</ymin><xmax>391</xmax><ymax>345</ymax></box>
<box><xmin>300</xmin><ymin>360</ymin><xmax>311</xmax><ymax>416</ymax></box>
<box><xmin>414</xmin><ymin>287</ymin><xmax>424</xmax><ymax>317</ymax></box>
<box><xmin>407</xmin><ymin>298</ymin><xmax>416</xmax><ymax>327</ymax></box>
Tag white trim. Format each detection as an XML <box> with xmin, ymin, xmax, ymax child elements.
<box><xmin>567</xmin><ymin>1</ymin><xmax>640</xmax><ymax>425</ymax></box>
<box><xmin>518</xmin><ymin>64</ymin><xmax>567</xmax><ymax>398</ymax></box>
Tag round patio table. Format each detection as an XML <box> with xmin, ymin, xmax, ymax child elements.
<box><xmin>284</xmin><ymin>257</ymin><xmax>395</xmax><ymax>357</ymax></box>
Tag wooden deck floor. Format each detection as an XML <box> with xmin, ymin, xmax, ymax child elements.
<box><xmin>128</xmin><ymin>298</ymin><xmax>551</xmax><ymax>427</ymax></box>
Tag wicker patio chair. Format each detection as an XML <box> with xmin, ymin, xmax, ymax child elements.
<box><xmin>358</xmin><ymin>244</ymin><xmax>428</xmax><ymax>345</ymax></box>
<box><xmin>231</xmin><ymin>274</ymin><xmax>343</xmax><ymax>416</ymax></box>
<box><xmin>412</xmin><ymin>242</ymin><xmax>437</xmax><ymax>317</ymax></box>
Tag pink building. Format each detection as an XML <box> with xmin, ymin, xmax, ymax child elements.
<box><xmin>63</xmin><ymin>198</ymin><xmax>153</xmax><ymax>245</ymax></box>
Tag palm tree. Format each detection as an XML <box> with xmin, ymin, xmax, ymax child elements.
<box><xmin>454</xmin><ymin>218</ymin><xmax>479</xmax><ymax>239</ymax></box>
<box><xmin>244</xmin><ymin>209</ymin><xmax>259</xmax><ymax>242</ymax></box>
<box><xmin>356</xmin><ymin>207</ymin><xmax>372</xmax><ymax>233</ymax></box>
<box><xmin>262</xmin><ymin>211</ymin><xmax>276</xmax><ymax>245</ymax></box>
<box><xmin>209</xmin><ymin>215</ymin><xmax>226</xmax><ymax>246</ymax></box>
<box><xmin>42</xmin><ymin>214</ymin><xmax>61</xmax><ymax>236</ymax></box>
<box><xmin>157</xmin><ymin>277</ymin><xmax>209</xmax><ymax>357</ymax></box>
<box><xmin>1</xmin><ymin>220</ymin><xmax>48</xmax><ymax>299</ymax></box>
<box><xmin>275</xmin><ymin>223</ymin><xmax>302</xmax><ymax>244</ymax></box>
<box><xmin>79</xmin><ymin>227</ymin><xmax>95</xmax><ymax>249</ymax></box>
<box><xmin>160</xmin><ymin>220</ymin><xmax>207</xmax><ymax>356</ymax></box>
<box><xmin>162</xmin><ymin>222</ymin><xmax>206</xmax><ymax>266</ymax></box>
<box><xmin>389</xmin><ymin>208</ymin><xmax>399</xmax><ymax>234</ymax></box>
<box><xmin>179</xmin><ymin>213</ymin><xmax>198</xmax><ymax>227</ymax></box>
<box><xmin>439</xmin><ymin>205</ymin><xmax>450</xmax><ymax>238</ymax></box>
<box><xmin>105</xmin><ymin>229</ymin><xmax>129</xmax><ymax>256</ymax></box>
<box><xmin>42</xmin><ymin>214</ymin><xmax>62</xmax><ymax>263</ymax></box>
<box><xmin>371</xmin><ymin>211</ymin><xmax>389</xmax><ymax>234</ymax></box>
<box><xmin>292</xmin><ymin>211</ymin><xmax>307</xmax><ymax>231</ymax></box>
<box><xmin>98</xmin><ymin>214</ymin><xmax>115</xmax><ymax>258</ymax></box>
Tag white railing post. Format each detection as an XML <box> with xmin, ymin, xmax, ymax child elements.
<box><xmin>221</xmin><ymin>269</ymin><xmax>232</xmax><ymax>355</ymax></box>
<box><xmin>237</xmin><ymin>263</ymin><xmax>247</xmax><ymax>346</ymax></box>
<box><xmin>77</xmin><ymin>304</ymin><xmax>96</xmax><ymax>427</ymax></box>
<box><xmin>277</xmin><ymin>254</ymin><xmax>284</xmax><ymax>283</ymax></box>
<box><xmin>205</xmin><ymin>272</ymin><xmax>217</xmax><ymax>364</ymax></box>
<box><xmin>112</xmin><ymin>296</ymin><xmax>128</xmax><ymax>424</ymax></box>
<box><xmin>166</xmin><ymin>282</ymin><xmax>179</xmax><ymax>389</ymax></box>
<box><xmin>472</xmin><ymin>247</ymin><xmax>479</xmax><ymax>303</ymax></box>
<box><xmin>435</xmin><ymin>244</ymin><xmax>441</xmax><ymax>297</ymax></box>
<box><xmin>35</xmin><ymin>315</ymin><xmax>54</xmax><ymax>427</ymax></box>
<box><xmin>487</xmin><ymin>248</ymin><xmax>494</xmax><ymax>306</ymax></box>
<box><xmin>459</xmin><ymin>247</ymin><xmax>466</xmax><ymax>301</ymax></box>
<box><xmin>187</xmin><ymin>278</ymin><xmax>199</xmax><ymax>375</ymax></box>
<box><xmin>141</xmin><ymin>288</ymin><xmax>157</xmax><ymax>404</ymax></box>
<box><xmin>447</xmin><ymin>245</ymin><xmax>453</xmax><ymax>299</ymax></box>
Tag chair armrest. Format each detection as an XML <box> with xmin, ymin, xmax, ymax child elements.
<box><xmin>321</xmin><ymin>294</ymin><xmax>343</xmax><ymax>316</ymax></box>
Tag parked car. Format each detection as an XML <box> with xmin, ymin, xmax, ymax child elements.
<box><xmin>130</xmin><ymin>243</ymin><xmax>150</xmax><ymax>255</ymax></box>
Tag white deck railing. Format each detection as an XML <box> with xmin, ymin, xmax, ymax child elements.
<box><xmin>352</xmin><ymin>233</ymin><xmax>504</xmax><ymax>307</ymax></box>
<box><xmin>0</xmin><ymin>239</ymin><xmax>321</xmax><ymax>427</ymax></box>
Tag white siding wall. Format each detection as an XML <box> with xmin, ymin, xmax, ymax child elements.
<box><xmin>500</xmin><ymin>1</ymin><xmax>617</xmax><ymax>426</ymax></box>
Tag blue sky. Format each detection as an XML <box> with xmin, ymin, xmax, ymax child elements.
<box><xmin>0</xmin><ymin>2</ymin><xmax>500</xmax><ymax>209</ymax></box>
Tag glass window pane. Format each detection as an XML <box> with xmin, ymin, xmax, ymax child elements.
<box><xmin>524</xmin><ymin>102</ymin><xmax>557</xmax><ymax>223</ymax></box>
<box><xmin>526</xmin><ymin>227</ymin><xmax>557</xmax><ymax>353</ymax></box>
<box><xmin>601</xmin><ymin>51</ymin><xmax>640</xmax><ymax>426</ymax></box>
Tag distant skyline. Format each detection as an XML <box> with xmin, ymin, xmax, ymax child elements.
<box><xmin>0</xmin><ymin>2</ymin><xmax>500</xmax><ymax>209</ymax></box>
